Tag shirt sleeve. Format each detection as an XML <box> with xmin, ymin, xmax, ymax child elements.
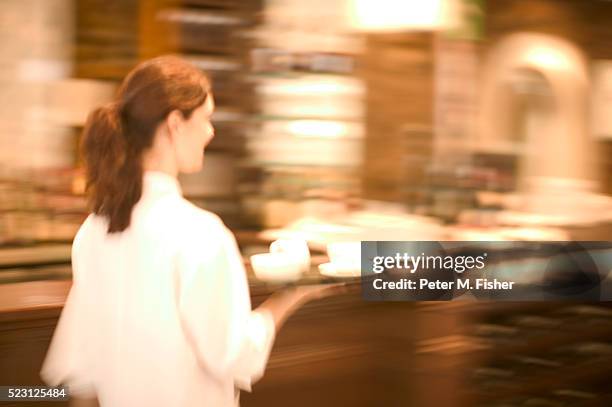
<box><xmin>40</xmin><ymin>220</ymin><xmax>96</xmax><ymax>397</ymax></box>
<box><xmin>176</xmin><ymin>221</ymin><xmax>276</xmax><ymax>391</ymax></box>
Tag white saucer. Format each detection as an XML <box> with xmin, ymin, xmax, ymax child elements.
<box><xmin>318</xmin><ymin>262</ymin><xmax>361</xmax><ymax>278</ymax></box>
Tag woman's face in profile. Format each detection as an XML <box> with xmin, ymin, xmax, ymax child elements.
<box><xmin>173</xmin><ymin>95</ymin><xmax>215</xmax><ymax>173</ymax></box>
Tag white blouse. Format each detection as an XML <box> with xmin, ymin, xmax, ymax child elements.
<box><xmin>41</xmin><ymin>171</ymin><xmax>275</xmax><ymax>407</ymax></box>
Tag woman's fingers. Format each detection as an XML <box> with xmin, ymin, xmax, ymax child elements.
<box><xmin>295</xmin><ymin>283</ymin><xmax>350</xmax><ymax>301</ymax></box>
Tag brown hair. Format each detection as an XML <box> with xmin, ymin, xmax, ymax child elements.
<box><xmin>82</xmin><ymin>56</ymin><xmax>210</xmax><ymax>233</ymax></box>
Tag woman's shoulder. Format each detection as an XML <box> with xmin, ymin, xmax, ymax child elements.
<box><xmin>160</xmin><ymin>197</ymin><xmax>235</xmax><ymax>262</ymax></box>
<box><xmin>72</xmin><ymin>213</ymin><xmax>103</xmax><ymax>245</ymax></box>
<box><xmin>76</xmin><ymin>198</ymin><xmax>227</xmax><ymax>239</ymax></box>
<box><xmin>149</xmin><ymin>195</ymin><xmax>229</xmax><ymax>241</ymax></box>
<box><xmin>168</xmin><ymin>196</ymin><xmax>224</xmax><ymax>229</ymax></box>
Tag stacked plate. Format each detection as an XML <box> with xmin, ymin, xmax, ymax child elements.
<box><xmin>319</xmin><ymin>241</ymin><xmax>361</xmax><ymax>278</ymax></box>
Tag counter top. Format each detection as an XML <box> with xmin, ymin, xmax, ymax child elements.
<box><xmin>0</xmin><ymin>279</ymin><xmax>70</xmax><ymax>316</ymax></box>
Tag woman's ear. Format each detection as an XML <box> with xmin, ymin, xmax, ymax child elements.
<box><xmin>166</xmin><ymin>110</ymin><xmax>184</xmax><ymax>141</ymax></box>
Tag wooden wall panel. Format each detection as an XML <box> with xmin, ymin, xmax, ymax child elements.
<box><xmin>359</xmin><ymin>33</ymin><xmax>435</xmax><ymax>202</ymax></box>
<box><xmin>74</xmin><ymin>0</ymin><xmax>139</xmax><ymax>80</ymax></box>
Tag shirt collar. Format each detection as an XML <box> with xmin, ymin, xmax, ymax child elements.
<box><xmin>142</xmin><ymin>171</ymin><xmax>182</xmax><ymax>198</ymax></box>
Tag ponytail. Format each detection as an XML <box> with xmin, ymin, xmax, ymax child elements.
<box><xmin>82</xmin><ymin>103</ymin><xmax>143</xmax><ymax>233</ymax></box>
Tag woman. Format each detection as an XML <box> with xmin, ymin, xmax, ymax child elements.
<box><xmin>41</xmin><ymin>56</ymin><xmax>339</xmax><ymax>407</ymax></box>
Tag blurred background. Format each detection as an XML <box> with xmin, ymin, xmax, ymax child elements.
<box><xmin>1</xmin><ymin>0</ymin><xmax>612</xmax><ymax>406</ymax></box>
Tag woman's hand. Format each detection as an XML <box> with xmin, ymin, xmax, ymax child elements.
<box><xmin>291</xmin><ymin>283</ymin><xmax>349</xmax><ymax>303</ymax></box>
<box><xmin>256</xmin><ymin>283</ymin><xmax>349</xmax><ymax>331</ymax></box>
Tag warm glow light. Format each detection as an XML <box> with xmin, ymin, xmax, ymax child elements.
<box><xmin>288</xmin><ymin>120</ymin><xmax>349</xmax><ymax>138</ymax></box>
<box><xmin>349</xmin><ymin>0</ymin><xmax>446</xmax><ymax>31</ymax></box>
<box><xmin>525</xmin><ymin>46</ymin><xmax>571</xmax><ymax>70</ymax></box>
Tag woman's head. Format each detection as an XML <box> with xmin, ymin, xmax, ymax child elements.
<box><xmin>82</xmin><ymin>56</ymin><xmax>214</xmax><ymax>233</ymax></box>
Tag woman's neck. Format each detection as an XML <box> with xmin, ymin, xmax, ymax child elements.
<box><xmin>142</xmin><ymin>148</ymin><xmax>178</xmax><ymax>178</ymax></box>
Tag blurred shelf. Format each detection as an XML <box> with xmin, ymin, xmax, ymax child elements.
<box><xmin>0</xmin><ymin>265</ymin><xmax>71</xmax><ymax>285</ymax></box>
<box><xmin>181</xmin><ymin>0</ymin><xmax>246</xmax><ymax>9</ymax></box>
<box><xmin>0</xmin><ymin>244</ymin><xmax>71</xmax><ymax>268</ymax></box>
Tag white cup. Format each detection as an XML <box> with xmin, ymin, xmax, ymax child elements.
<box><xmin>326</xmin><ymin>241</ymin><xmax>361</xmax><ymax>271</ymax></box>
<box><xmin>269</xmin><ymin>238</ymin><xmax>311</xmax><ymax>273</ymax></box>
<box><xmin>250</xmin><ymin>252</ymin><xmax>302</xmax><ymax>283</ymax></box>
